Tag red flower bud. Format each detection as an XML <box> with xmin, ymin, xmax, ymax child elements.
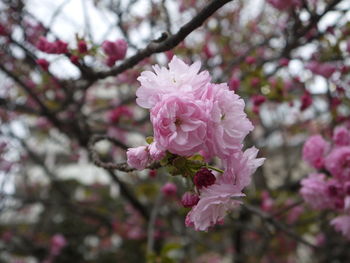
<box><xmin>194</xmin><ymin>168</ymin><xmax>216</xmax><ymax>189</ymax></box>
<box><xmin>181</xmin><ymin>192</ymin><xmax>199</xmax><ymax>208</ymax></box>
<box><xmin>36</xmin><ymin>58</ymin><xmax>49</xmax><ymax>71</ymax></box>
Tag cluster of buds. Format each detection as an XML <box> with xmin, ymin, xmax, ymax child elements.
<box><xmin>36</xmin><ymin>36</ymin><xmax>68</xmax><ymax>54</ymax></box>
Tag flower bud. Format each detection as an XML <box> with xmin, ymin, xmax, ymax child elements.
<box><xmin>181</xmin><ymin>192</ymin><xmax>199</xmax><ymax>208</ymax></box>
<box><xmin>194</xmin><ymin>168</ymin><xmax>216</xmax><ymax>189</ymax></box>
<box><xmin>161</xmin><ymin>182</ymin><xmax>177</xmax><ymax>197</ymax></box>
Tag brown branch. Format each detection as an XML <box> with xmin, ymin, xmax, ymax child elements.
<box><xmin>0</xmin><ymin>64</ymin><xmax>63</xmax><ymax>129</ymax></box>
<box><xmin>93</xmin><ymin>0</ymin><xmax>234</xmax><ymax>80</ymax></box>
<box><xmin>88</xmin><ymin>134</ymin><xmax>160</xmax><ymax>172</ymax></box>
<box><xmin>0</xmin><ymin>97</ymin><xmax>40</xmax><ymax>114</ymax></box>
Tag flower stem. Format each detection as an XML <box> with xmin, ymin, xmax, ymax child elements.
<box><xmin>205</xmin><ymin>165</ymin><xmax>224</xmax><ymax>173</ymax></box>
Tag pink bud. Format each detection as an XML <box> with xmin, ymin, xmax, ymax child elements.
<box><xmin>102</xmin><ymin>39</ymin><xmax>128</xmax><ymax>63</ymax></box>
<box><xmin>161</xmin><ymin>182</ymin><xmax>177</xmax><ymax>196</ymax></box>
<box><xmin>149</xmin><ymin>170</ymin><xmax>157</xmax><ymax>178</ymax></box>
<box><xmin>36</xmin><ymin>59</ymin><xmax>49</xmax><ymax>71</ymax></box>
<box><xmin>181</xmin><ymin>192</ymin><xmax>200</xmax><ymax>208</ymax></box>
<box><xmin>229</xmin><ymin>77</ymin><xmax>240</xmax><ymax>92</ymax></box>
<box><xmin>78</xmin><ymin>40</ymin><xmax>88</xmax><ymax>53</ymax></box>
<box><xmin>252</xmin><ymin>95</ymin><xmax>266</xmax><ymax>106</ymax></box>
<box><xmin>54</xmin><ymin>40</ymin><xmax>68</xmax><ymax>54</ymax></box>
<box><xmin>70</xmin><ymin>55</ymin><xmax>79</xmax><ymax>65</ymax></box>
<box><xmin>149</xmin><ymin>142</ymin><xmax>165</xmax><ymax>161</ymax></box>
<box><xmin>300</xmin><ymin>92</ymin><xmax>312</xmax><ymax>111</ymax></box>
<box><xmin>126</xmin><ymin>146</ymin><xmax>150</xmax><ymax>170</ymax></box>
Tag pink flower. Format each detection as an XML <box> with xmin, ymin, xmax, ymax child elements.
<box><xmin>161</xmin><ymin>182</ymin><xmax>177</xmax><ymax>196</ymax></box>
<box><xmin>300</xmin><ymin>173</ymin><xmax>333</xmax><ymax>210</ymax></box>
<box><xmin>201</xmin><ymin>84</ymin><xmax>253</xmax><ymax>158</ymax></box>
<box><xmin>136</xmin><ymin>56</ymin><xmax>211</xmax><ymax>109</ymax></box>
<box><xmin>50</xmin><ymin>234</ymin><xmax>67</xmax><ymax>256</ymax></box>
<box><xmin>330</xmin><ymin>215</ymin><xmax>350</xmax><ymax>239</ymax></box>
<box><xmin>126</xmin><ymin>146</ymin><xmax>150</xmax><ymax>170</ymax></box>
<box><xmin>186</xmin><ymin>147</ymin><xmax>264</xmax><ymax>231</ymax></box>
<box><xmin>148</xmin><ymin>142</ymin><xmax>165</xmax><ymax>161</ymax></box>
<box><xmin>222</xmin><ymin>147</ymin><xmax>265</xmax><ymax>190</ymax></box>
<box><xmin>302</xmin><ymin>135</ymin><xmax>329</xmax><ymax>169</ymax></box>
<box><xmin>151</xmin><ymin>95</ymin><xmax>207</xmax><ymax>156</ymax></box>
<box><xmin>325</xmin><ymin>146</ymin><xmax>350</xmax><ymax>180</ymax></box>
<box><xmin>185</xmin><ymin>180</ymin><xmax>244</xmax><ymax>231</ymax></box>
<box><xmin>333</xmin><ymin>126</ymin><xmax>350</xmax><ymax>146</ymax></box>
<box><xmin>306</xmin><ymin>61</ymin><xmax>337</xmax><ymax>78</ymax></box>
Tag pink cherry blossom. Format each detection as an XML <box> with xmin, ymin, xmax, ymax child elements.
<box><xmin>222</xmin><ymin>147</ymin><xmax>265</xmax><ymax>190</ymax></box>
<box><xmin>150</xmin><ymin>95</ymin><xmax>207</xmax><ymax>156</ymax></box>
<box><xmin>186</xmin><ymin>147</ymin><xmax>264</xmax><ymax>231</ymax></box>
<box><xmin>330</xmin><ymin>215</ymin><xmax>350</xmax><ymax>239</ymax></box>
<box><xmin>333</xmin><ymin>126</ymin><xmax>350</xmax><ymax>146</ymax></box>
<box><xmin>300</xmin><ymin>173</ymin><xmax>333</xmax><ymax>210</ymax></box>
<box><xmin>302</xmin><ymin>135</ymin><xmax>329</xmax><ymax>169</ymax></box>
<box><xmin>185</xmin><ymin>180</ymin><xmax>244</xmax><ymax>231</ymax></box>
<box><xmin>325</xmin><ymin>146</ymin><xmax>350</xmax><ymax>180</ymax></box>
<box><xmin>201</xmin><ymin>84</ymin><xmax>253</xmax><ymax>158</ymax></box>
<box><xmin>136</xmin><ymin>56</ymin><xmax>211</xmax><ymax>109</ymax></box>
<box><xmin>126</xmin><ymin>146</ymin><xmax>150</xmax><ymax>170</ymax></box>
<box><xmin>306</xmin><ymin>61</ymin><xmax>337</xmax><ymax>78</ymax></box>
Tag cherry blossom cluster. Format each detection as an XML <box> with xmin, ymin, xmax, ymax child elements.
<box><xmin>36</xmin><ymin>36</ymin><xmax>68</xmax><ymax>54</ymax></box>
<box><xmin>300</xmin><ymin>126</ymin><xmax>350</xmax><ymax>239</ymax></box>
<box><xmin>127</xmin><ymin>56</ymin><xmax>264</xmax><ymax>231</ymax></box>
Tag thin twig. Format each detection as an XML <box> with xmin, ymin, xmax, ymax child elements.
<box><xmin>93</xmin><ymin>0</ymin><xmax>234</xmax><ymax>80</ymax></box>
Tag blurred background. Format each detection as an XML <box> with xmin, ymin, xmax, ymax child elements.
<box><xmin>0</xmin><ymin>0</ymin><xmax>350</xmax><ymax>262</ymax></box>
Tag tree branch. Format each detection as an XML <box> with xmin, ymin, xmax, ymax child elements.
<box><xmin>93</xmin><ymin>0</ymin><xmax>234</xmax><ymax>80</ymax></box>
